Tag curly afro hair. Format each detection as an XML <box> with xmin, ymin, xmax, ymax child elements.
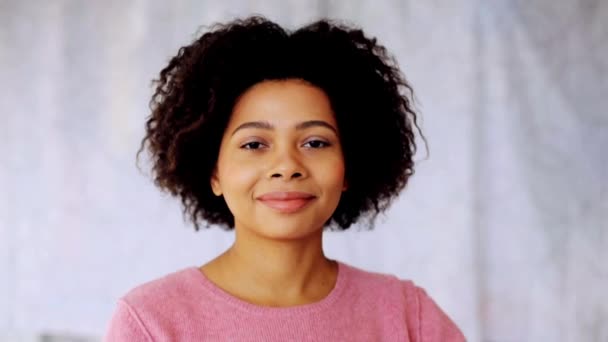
<box><xmin>139</xmin><ymin>15</ymin><xmax>424</xmax><ymax>231</ymax></box>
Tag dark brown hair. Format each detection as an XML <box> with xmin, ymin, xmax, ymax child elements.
<box><xmin>139</xmin><ymin>16</ymin><xmax>423</xmax><ymax>230</ymax></box>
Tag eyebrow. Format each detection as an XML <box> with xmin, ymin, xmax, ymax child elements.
<box><xmin>230</xmin><ymin>120</ymin><xmax>338</xmax><ymax>136</ymax></box>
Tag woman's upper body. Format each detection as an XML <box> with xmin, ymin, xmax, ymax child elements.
<box><xmin>112</xmin><ymin>15</ymin><xmax>467</xmax><ymax>341</ymax></box>
<box><xmin>104</xmin><ymin>261</ymin><xmax>465</xmax><ymax>341</ymax></box>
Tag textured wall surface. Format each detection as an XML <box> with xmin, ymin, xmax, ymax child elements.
<box><xmin>1</xmin><ymin>1</ymin><xmax>606</xmax><ymax>341</ymax></box>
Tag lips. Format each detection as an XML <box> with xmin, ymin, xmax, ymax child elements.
<box><xmin>256</xmin><ymin>191</ymin><xmax>316</xmax><ymax>213</ymax></box>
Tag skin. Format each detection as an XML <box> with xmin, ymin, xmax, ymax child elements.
<box><xmin>200</xmin><ymin>79</ymin><xmax>348</xmax><ymax>307</ymax></box>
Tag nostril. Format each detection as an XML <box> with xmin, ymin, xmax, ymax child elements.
<box><xmin>269</xmin><ymin>172</ymin><xmax>303</xmax><ymax>179</ymax></box>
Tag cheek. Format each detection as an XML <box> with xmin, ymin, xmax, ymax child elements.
<box><xmin>317</xmin><ymin>156</ymin><xmax>346</xmax><ymax>189</ymax></box>
<box><xmin>218</xmin><ymin>156</ymin><xmax>261</xmax><ymax>193</ymax></box>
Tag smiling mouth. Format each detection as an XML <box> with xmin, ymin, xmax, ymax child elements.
<box><xmin>257</xmin><ymin>198</ymin><xmax>316</xmax><ymax>214</ymax></box>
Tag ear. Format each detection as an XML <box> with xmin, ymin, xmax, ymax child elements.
<box><xmin>210</xmin><ymin>169</ymin><xmax>222</xmax><ymax>196</ymax></box>
<box><xmin>342</xmin><ymin>178</ymin><xmax>348</xmax><ymax>191</ymax></box>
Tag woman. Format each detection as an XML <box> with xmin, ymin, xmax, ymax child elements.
<box><xmin>105</xmin><ymin>15</ymin><xmax>465</xmax><ymax>341</ymax></box>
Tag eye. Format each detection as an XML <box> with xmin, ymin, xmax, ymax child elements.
<box><xmin>303</xmin><ymin>139</ymin><xmax>331</xmax><ymax>148</ymax></box>
<box><xmin>240</xmin><ymin>141</ymin><xmax>266</xmax><ymax>150</ymax></box>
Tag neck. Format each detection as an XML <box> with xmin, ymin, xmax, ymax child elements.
<box><xmin>202</xmin><ymin>224</ymin><xmax>338</xmax><ymax>306</ymax></box>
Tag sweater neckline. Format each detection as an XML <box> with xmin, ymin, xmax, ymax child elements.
<box><xmin>188</xmin><ymin>261</ymin><xmax>349</xmax><ymax>315</ymax></box>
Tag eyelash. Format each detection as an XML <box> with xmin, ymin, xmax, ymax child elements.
<box><xmin>241</xmin><ymin>141</ymin><xmax>266</xmax><ymax>150</ymax></box>
<box><xmin>303</xmin><ymin>140</ymin><xmax>331</xmax><ymax>148</ymax></box>
<box><xmin>240</xmin><ymin>139</ymin><xmax>331</xmax><ymax>150</ymax></box>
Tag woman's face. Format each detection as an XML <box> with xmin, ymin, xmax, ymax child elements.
<box><xmin>211</xmin><ymin>79</ymin><xmax>347</xmax><ymax>240</ymax></box>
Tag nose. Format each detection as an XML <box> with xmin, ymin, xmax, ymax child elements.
<box><xmin>267</xmin><ymin>146</ymin><xmax>307</xmax><ymax>180</ymax></box>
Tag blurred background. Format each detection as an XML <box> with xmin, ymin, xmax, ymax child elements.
<box><xmin>1</xmin><ymin>0</ymin><xmax>607</xmax><ymax>341</ymax></box>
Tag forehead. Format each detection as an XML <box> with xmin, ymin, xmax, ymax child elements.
<box><xmin>229</xmin><ymin>79</ymin><xmax>336</xmax><ymax>127</ymax></box>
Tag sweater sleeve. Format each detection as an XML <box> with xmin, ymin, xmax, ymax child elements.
<box><xmin>415</xmin><ymin>287</ymin><xmax>466</xmax><ymax>342</ymax></box>
<box><xmin>104</xmin><ymin>299</ymin><xmax>152</xmax><ymax>342</ymax></box>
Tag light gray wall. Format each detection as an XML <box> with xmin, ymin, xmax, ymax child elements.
<box><xmin>1</xmin><ymin>1</ymin><xmax>606</xmax><ymax>341</ymax></box>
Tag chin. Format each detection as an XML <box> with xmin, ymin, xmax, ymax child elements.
<box><xmin>253</xmin><ymin>220</ymin><xmax>324</xmax><ymax>241</ymax></box>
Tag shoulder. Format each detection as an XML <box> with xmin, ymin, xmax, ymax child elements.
<box><xmin>339</xmin><ymin>261</ymin><xmax>411</xmax><ymax>299</ymax></box>
<box><xmin>338</xmin><ymin>261</ymin><xmax>415</xmax><ymax>318</ymax></box>
<box><xmin>120</xmin><ymin>266</ymin><xmax>206</xmax><ymax>321</ymax></box>
<box><xmin>104</xmin><ymin>267</ymin><xmax>203</xmax><ymax>341</ymax></box>
<box><xmin>405</xmin><ymin>285</ymin><xmax>466</xmax><ymax>341</ymax></box>
<box><xmin>121</xmin><ymin>267</ymin><xmax>200</xmax><ymax>306</ymax></box>
<box><xmin>339</xmin><ymin>262</ymin><xmax>466</xmax><ymax>341</ymax></box>
<box><xmin>340</xmin><ymin>261</ymin><xmax>402</xmax><ymax>286</ymax></box>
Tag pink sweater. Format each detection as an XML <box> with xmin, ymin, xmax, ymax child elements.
<box><xmin>104</xmin><ymin>261</ymin><xmax>465</xmax><ymax>341</ymax></box>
